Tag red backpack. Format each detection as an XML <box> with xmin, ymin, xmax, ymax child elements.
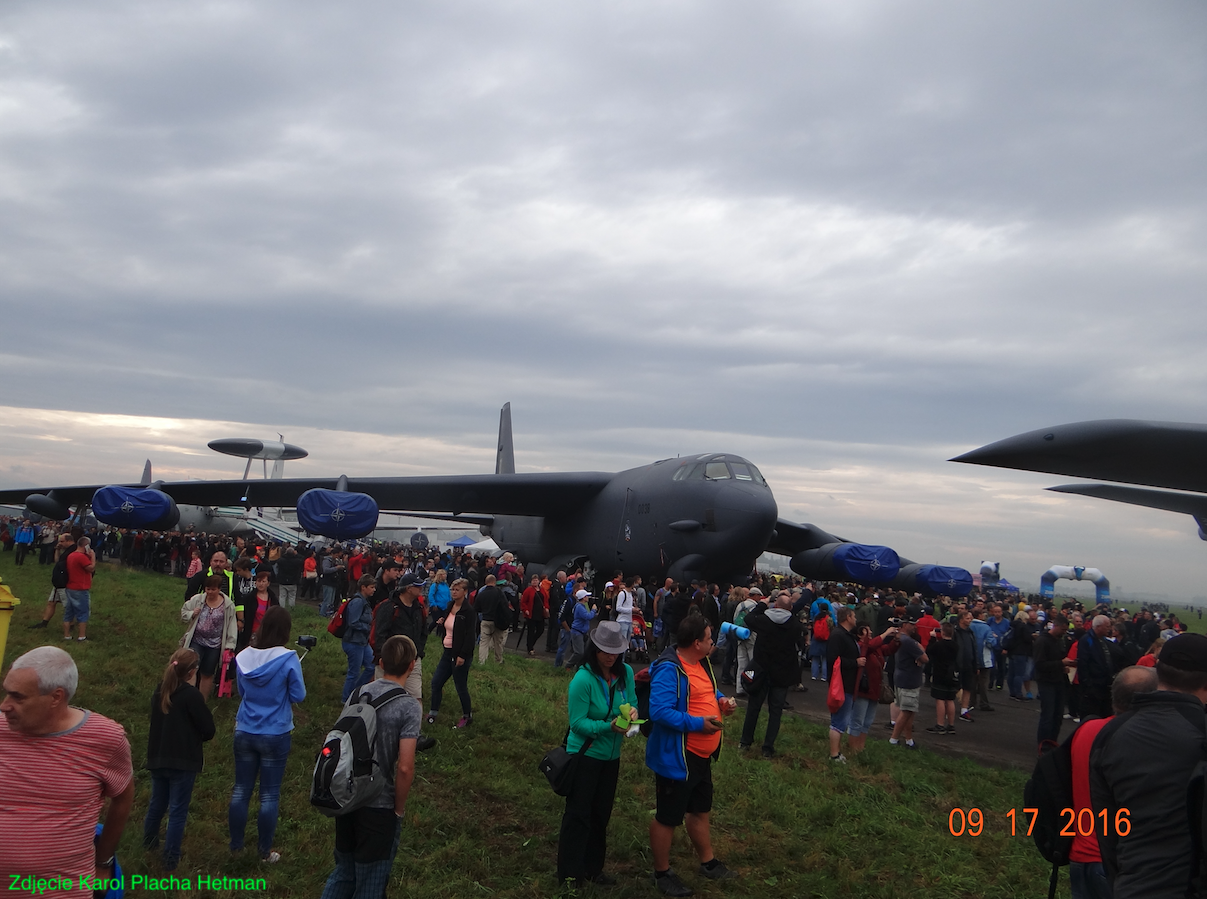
<box><xmin>813</xmin><ymin>615</ymin><xmax>831</xmax><ymax>641</ymax></box>
<box><xmin>328</xmin><ymin>599</ymin><xmax>352</xmax><ymax>639</ymax></box>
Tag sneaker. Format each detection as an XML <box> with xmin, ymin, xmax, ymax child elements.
<box><xmin>455</xmin><ymin>715</ymin><xmax>472</xmax><ymax>729</ymax></box>
<box><xmin>994</xmin><ymin>684</ymin><xmax>1003</xmax><ymax>691</ymax></box>
<box><xmin>27</xmin><ymin>621</ymin><xmax>48</xmax><ymax>629</ymax></box>
<box><xmin>1025</xmin><ymin>693</ymin><xmax>1034</xmax><ymax>700</ymax></box>
<box><xmin>904</xmin><ymin>741</ymin><xmax>919</xmax><ymax>750</ymax></box>
<box><xmin>590</xmin><ymin>873</ymin><xmax>617</xmax><ymax>886</ymax></box>
<box><xmin>959</xmin><ymin>712</ymin><xmax>974</xmax><ymax>722</ymax></box>
<box><xmin>884</xmin><ymin>721</ymin><xmax>896</xmax><ymax>729</ymax></box>
<box><xmin>1010</xmin><ymin>695</ymin><xmax>1025</xmax><ymax>702</ymax></box>
<box><xmin>262</xmin><ymin>851</ymin><xmax>281</xmax><ymax>864</ymax></box>
<box><xmin>780</xmin><ymin>703</ymin><xmax>794</xmax><ymax>712</ymax></box>
<box><xmin>655</xmin><ymin>869</ymin><xmax>693</xmax><ymax>897</ymax></box>
<box><xmin>1063</xmin><ymin>712</ymin><xmax>1072</xmax><ymax>719</ymax></box>
<box><xmin>699</xmin><ymin>860</ymin><xmax>738</xmax><ymax>880</ymax></box>
<box><xmin>1072</xmin><ymin>717</ymin><xmax>1081</xmax><ymax>723</ymax></box>
<box><xmin>416</xmin><ymin>735</ymin><xmax>437</xmax><ymax>753</ymax></box>
<box><xmin>76</xmin><ymin>636</ymin><xmax>87</xmax><ymax>642</ymax></box>
<box><xmin>738</xmin><ymin>743</ymin><xmax>752</xmax><ymax>752</ymax></box>
<box><xmin>425</xmin><ymin>713</ymin><xmax>437</xmax><ymax>726</ymax></box>
<box><xmin>830</xmin><ymin>753</ymin><xmax>847</xmax><ymax>763</ymax></box>
<box><xmin>925</xmin><ymin>725</ymin><xmax>946</xmax><ymax>734</ymax></box>
<box><xmin>761</xmin><ymin>747</ymin><xmax>775</xmax><ymax>759</ymax></box>
<box><xmin>945</xmin><ymin>725</ymin><xmax>956</xmax><ymax>735</ymax></box>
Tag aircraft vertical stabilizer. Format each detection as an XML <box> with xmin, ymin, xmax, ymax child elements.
<box><xmin>140</xmin><ymin>461</ymin><xmax>152</xmax><ymax>486</ymax></box>
<box><xmin>495</xmin><ymin>403</ymin><xmax>515</xmax><ymax>475</ymax></box>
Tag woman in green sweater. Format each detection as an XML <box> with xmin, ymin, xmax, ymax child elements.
<box><xmin>557</xmin><ymin>621</ymin><xmax>637</xmax><ymax>889</ymax></box>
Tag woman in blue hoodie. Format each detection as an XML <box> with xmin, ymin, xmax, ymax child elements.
<box><xmin>229</xmin><ymin>606</ymin><xmax>306</xmax><ymax>863</ymax></box>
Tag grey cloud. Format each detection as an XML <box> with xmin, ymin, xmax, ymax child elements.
<box><xmin>1</xmin><ymin>0</ymin><xmax>1206</xmax><ymax>595</ymax></box>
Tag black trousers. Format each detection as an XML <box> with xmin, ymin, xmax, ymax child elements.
<box><xmin>557</xmin><ymin>755</ymin><xmax>620</xmax><ymax>882</ymax></box>
<box><xmin>526</xmin><ymin>618</ymin><xmax>545</xmax><ymax>652</ymax></box>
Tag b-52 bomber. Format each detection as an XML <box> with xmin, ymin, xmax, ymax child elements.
<box><xmin>0</xmin><ymin>405</ymin><xmax>972</xmax><ymax>595</ymax></box>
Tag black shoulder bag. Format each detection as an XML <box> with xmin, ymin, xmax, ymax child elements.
<box><xmin>539</xmin><ymin>678</ymin><xmax>620</xmax><ymax>796</ymax></box>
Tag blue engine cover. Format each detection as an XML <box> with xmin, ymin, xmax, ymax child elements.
<box><xmin>914</xmin><ymin>565</ymin><xmax>974</xmax><ymax>597</ymax></box>
<box><xmin>92</xmin><ymin>486</ymin><xmax>180</xmax><ymax>530</ymax></box>
<box><xmin>296</xmin><ymin>489</ymin><xmax>379</xmax><ymax>539</ymax></box>
<box><xmin>831</xmin><ymin>543</ymin><xmax>900</xmax><ymax>584</ymax></box>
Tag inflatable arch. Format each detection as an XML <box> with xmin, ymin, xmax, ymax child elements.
<box><xmin>1040</xmin><ymin>565</ymin><xmax>1110</xmax><ymax>603</ymax></box>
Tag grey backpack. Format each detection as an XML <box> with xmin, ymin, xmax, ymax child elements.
<box><xmin>310</xmin><ymin>686</ymin><xmax>409</xmax><ymax>817</ymax></box>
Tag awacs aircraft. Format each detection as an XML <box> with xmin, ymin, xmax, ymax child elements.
<box><xmin>19</xmin><ymin>438</ymin><xmax>309</xmax><ymax>539</ymax></box>
<box><xmin>0</xmin><ymin>405</ymin><xmax>972</xmax><ymax>595</ymax></box>
<box><xmin>953</xmin><ymin>419</ymin><xmax>1207</xmax><ymax>541</ymax></box>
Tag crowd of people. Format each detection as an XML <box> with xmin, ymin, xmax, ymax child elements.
<box><xmin>4</xmin><ymin>512</ymin><xmax>1207</xmax><ymax>898</ymax></box>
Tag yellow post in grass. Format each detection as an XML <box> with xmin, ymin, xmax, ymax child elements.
<box><xmin>0</xmin><ymin>576</ymin><xmax>20</xmax><ymax>671</ymax></box>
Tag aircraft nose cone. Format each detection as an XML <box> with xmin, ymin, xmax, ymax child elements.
<box><xmin>721</xmin><ymin>485</ymin><xmax>779</xmax><ymax>552</ymax></box>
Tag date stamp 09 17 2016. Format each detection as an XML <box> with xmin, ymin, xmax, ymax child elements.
<box><xmin>946</xmin><ymin>807</ymin><xmax>1132</xmax><ymax>838</ymax></box>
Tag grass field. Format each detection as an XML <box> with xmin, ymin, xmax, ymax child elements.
<box><xmin>0</xmin><ymin>553</ymin><xmax>1070</xmax><ymax>898</ymax></box>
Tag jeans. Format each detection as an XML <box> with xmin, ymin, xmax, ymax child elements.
<box><xmin>992</xmin><ymin>653</ymin><xmax>1008</xmax><ymax>689</ymax></box>
<box><xmin>143</xmin><ymin>769</ymin><xmax>197</xmax><ymax>869</ymax></box>
<box><xmin>320</xmin><ymin>808</ymin><xmax>402</xmax><ymax>899</ymax></box>
<box><xmin>341</xmin><ymin>641</ymin><xmax>374</xmax><ymax>702</ymax></box>
<box><xmin>229</xmin><ymin>730</ymin><xmax>292</xmax><ymax>857</ymax></box>
<box><xmin>848</xmin><ymin>696</ymin><xmax>879</xmax><ymax>736</ymax></box>
<box><xmin>740</xmin><ymin>683</ymin><xmax>789</xmax><ymax>750</ymax></box>
<box><xmin>1008</xmin><ymin>655</ymin><xmax>1029</xmax><ymax>698</ymax></box>
<box><xmin>320</xmin><ymin>584</ymin><xmax>337</xmax><ymax>616</ymax></box>
<box><xmin>555</xmin><ymin>628</ymin><xmax>571</xmax><ymax>667</ymax></box>
<box><xmin>429</xmin><ymin>648</ymin><xmax>471</xmax><ymax>716</ymax></box>
<box><xmin>809</xmin><ymin>640</ymin><xmax>828</xmax><ymax>680</ymax></box>
<box><xmin>1069</xmin><ymin>861</ymin><xmax>1111</xmax><ymax>899</ymax></box>
<box><xmin>1037</xmin><ymin>678</ymin><xmax>1067</xmax><ymax>746</ymax></box>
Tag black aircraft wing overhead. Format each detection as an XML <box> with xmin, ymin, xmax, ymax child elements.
<box><xmin>951</xmin><ymin>419</ymin><xmax>1207</xmax><ymax>495</ymax></box>
<box><xmin>1048</xmin><ymin>483</ymin><xmax>1207</xmax><ymax>531</ymax></box>
<box><xmin>0</xmin><ymin>472</ymin><xmax>614</xmax><ymax>518</ymax></box>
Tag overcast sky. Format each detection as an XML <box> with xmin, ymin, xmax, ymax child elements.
<box><xmin>2</xmin><ymin>2</ymin><xmax>1205</xmax><ymax>598</ymax></box>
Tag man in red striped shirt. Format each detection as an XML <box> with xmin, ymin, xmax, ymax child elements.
<box><xmin>0</xmin><ymin>647</ymin><xmax>134</xmax><ymax>899</ymax></box>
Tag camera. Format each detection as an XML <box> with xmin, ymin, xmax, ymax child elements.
<box><xmin>888</xmin><ymin>617</ymin><xmax>904</xmax><ymax>626</ymax></box>
<box><xmin>296</xmin><ymin>634</ymin><xmax>317</xmax><ymax>661</ymax></box>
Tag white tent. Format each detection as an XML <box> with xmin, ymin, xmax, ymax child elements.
<box><xmin>464</xmin><ymin>537</ymin><xmax>501</xmax><ymax>554</ymax></box>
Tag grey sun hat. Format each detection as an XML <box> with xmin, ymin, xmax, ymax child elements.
<box><xmin>590</xmin><ymin>621</ymin><xmax>629</xmax><ymax>654</ymax></box>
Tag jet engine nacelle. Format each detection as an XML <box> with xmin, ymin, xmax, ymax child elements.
<box><xmin>296</xmin><ymin>488</ymin><xmax>379</xmax><ymax>540</ymax></box>
<box><xmin>896</xmin><ymin>563</ymin><xmax>974</xmax><ymax>597</ymax></box>
<box><xmin>25</xmin><ymin>492</ymin><xmax>71</xmax><ymax>521</ymax></box>
<box><xmin>790</xmin><ymin>543</ymin><xmax>900</xmax><ymax>585</ymax></box>
<box><xmin>92</xmin><ymin>486</ymin><xmax>181</xmax><ymax>530</ymax></box>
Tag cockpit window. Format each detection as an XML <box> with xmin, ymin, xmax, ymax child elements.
<box><xmin>704</xmin><ymin>461</ymin><xmax>731</xmax><ymax>480</ymax></box>
<box><xmin>731</xmin><ymin>463</ymin><xmax>753</xmax><ymax>481</ymax></box>
<box><xmin>746</xmin><ymin>463</ymin><xmax>767</xmax><ymax>486</ymax></box>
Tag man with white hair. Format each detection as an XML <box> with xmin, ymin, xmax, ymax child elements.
<box><xmin>0</xmin><ymin>646</ymin><xmax>134</xmax><ymax>897</ymax></box>
<box><xmin>1077</xmin><ymin>614</ymin><xmax>1116</xmax><ymax>719</ymax></box>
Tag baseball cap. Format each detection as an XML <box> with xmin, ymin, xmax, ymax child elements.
<box><xmin>575</xmin><ymin>589</ymin><xmax>592</xmax><ymax>600</ymax></box>
<box><xmin>399</xmin><ymin>571</ymin><xmax>428</xmax><ymax>589</ymax></box>
<box><xmin>748</xmin><ymin>587</ymin><xmax>763</xmax><ymax>597</ymax></box>
<box><xmin>1158</xmin><ymin>634</ymin><xmax>1207</xmax><ymax>672</ymax></box>
<box><xmin>382</xmin><ymin>560</ymin><xmax>404</xmax><ymax>571</ymax></box>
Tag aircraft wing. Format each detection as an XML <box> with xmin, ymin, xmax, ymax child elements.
<box><xmin>952</xmin><ymin>419</ymin><xmax>1207</xmax><ymax>494</ymax></box>
<box><xmin>0</xmin><ymin>472</ymin><xmax>613</xmax><ymax>518</ymax></box>
<box><xmin>764</xmin><ymin>519</ymin><xmax>844</xmax><ymax>557</ymax></box>
<box><xmin>1048</xmin><ymin>483</ymin><xmax>1207</xmax><ymax>523</ymax></box>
